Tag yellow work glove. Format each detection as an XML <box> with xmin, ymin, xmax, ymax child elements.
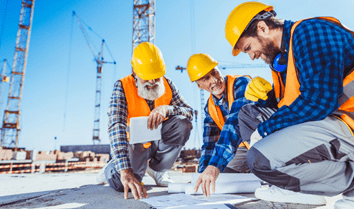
<box><xmin>245</xmin><ymin>77</ymin><xmax>272</xmax><ymax>102</ymax></box>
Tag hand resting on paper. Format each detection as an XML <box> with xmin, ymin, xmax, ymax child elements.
<box><xmin>194</xmin><ymin>165</ymin><xmax>220</xmax><ymax>197</ymax></box>
<box><xmin>148</xmin><ymin>105</ymin><xmax>168</xmax><ymax>130</ymax></box>
<box><xmin>120</xmin><ymin>168</ymin><xmax>148</xmax><ymax>200</ymax></box>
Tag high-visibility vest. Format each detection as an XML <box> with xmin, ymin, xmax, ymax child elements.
<box><xmin>120</xmin><ymin>75</ymin><xmax>172</xmax><ymax>148</ymax></box>
<box><xmin>207</xmin><ymin>75</ymin><xmax>251</xmax><ymax>149</ymax></box>
<box><xmin>272</xmin><ymin>17</ymin><xmax>354</xmax><ymax>132</ymax></box>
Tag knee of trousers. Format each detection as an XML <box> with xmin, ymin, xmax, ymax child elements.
<box><xmin>162</xmin><ymin>115</ymin><xmax>192</xmax><ymax>146</ymax></box>
<box><xmin>246</xmin><ymin>146</ymin><xmax>301</xmax><ymax>192</ymax></box>
<box><xmin>246</xmin><ymin>146</ymin><xmax>271</xmax><ymax>174</ymax></box>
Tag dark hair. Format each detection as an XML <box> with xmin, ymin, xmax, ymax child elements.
<box><xmin>241</xmin><ymin>11</ymin><xmax>284</xmax><ymax>38</ymax></box>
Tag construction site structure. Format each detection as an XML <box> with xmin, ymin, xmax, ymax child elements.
<box><xmin>0</xmin><ymin>59</ymin><xmax>10</xmax><ymax>103</ymax></box>
<box><xmin>0</xmin><ymin>0</ymin><xmax>35</xmax><ymax>150</ymax></box>
<box><xmin>72</xmin><ymin>12</ymin><xmax>116</xmax><ymax>145</ymax></box>
<box><xmin>193</xmin><ymin>110</ymin><xmax>200</xmax><ymax>149</ymax></box>
<box><xmin>0</xmin><ymin>60</ymin><xmax>10</xmax><ymax>129</ymax></box>
<box><xmin>0</xmin><ymin>59</ymin><xmax>10</xmax><ymax>83</ymax></box>
<box><xmin>132</xmin><ymin>0</ymin><xmax>155</xmax><ymax>50</ymax></box>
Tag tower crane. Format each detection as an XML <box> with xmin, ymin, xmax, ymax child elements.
<box><xmin>72</xmin><ymin>11</ymin><xmax>116</xmax><ymax>145</ymax></box>
<box><xmin>0</xmin><ymin>60</ymin><xmax>10</xmax><ymax>124</ymax></box>
<box><xmin>132</xmin><ymin>0</ymin><xmax>155</xmax><ymax>50</ymax></box>
<box><xmin>0</xmin><ymin>59</ymin><xmax>10</xmax><ymax>99</ymax></box>
<box><xmin>176</xmin><ymin>63</ymin><xmax>268</xmax><ymax>146</ymax></box>
<box><xmin>0</xmin><ymin>0</ymin><xmax>35</xmax><ymax>150</ymax></box>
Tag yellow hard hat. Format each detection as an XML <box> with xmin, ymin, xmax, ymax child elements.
<box><xmin>131</xmin><ymin>42</ymin><xmax>166</xmax><ymax>80</ymax></box>
<box><xmin>187</xmin><ymin>53</ymin><xmax>219</xmax><ymax>82</ymax></box>
<box><xmin>225</xmin><ymin>2</ymin><xmax>273</xmax><ymax>56</ymax></box>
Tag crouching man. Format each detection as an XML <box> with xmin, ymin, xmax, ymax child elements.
<box><xmin>186</xmin><ymin>53</ymin><xmax>253</xmax><ymax>197</ymax></box>
<box><xmin>98</xmin><ymin>42</ymin><xmax>193</xmax><ymax>200</ymax></box>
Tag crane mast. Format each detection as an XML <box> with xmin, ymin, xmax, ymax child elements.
<box><xmin>0</xmin><ymin>59</ymin><xmax>10</xmax><ymax>102</ymax></box>
<box><xmin>92</xmin><ymin>41</ymin><xmax>105</xmax><ymax>145</ymax></box>
<box><xmin>0</xmin><ymin>60</ymin><xmax>10</xmax><ymax>128</ymax></box>
<box><xmin>132</xmin><ymin>0</ymin><xmax>155</xmax><ymax>50</ymax></box>
<box><xmin>0</xmin><ymin>0</ymin><xmax>35</xmax><ymax>149</ymax></box>
<box><xmin>73</xmin><ymin>12</ymin><xmax>115</xmax><ymax>145</ymax></box>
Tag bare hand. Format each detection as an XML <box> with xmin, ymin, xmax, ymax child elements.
<box><xmin>194</xmin><ymin>165</ymin><xmax>220</xmax><ymax>197</ymax></box>
<box><xmin>120</xmin><ymin>169</ymin><xmax>148</xmax><ymax>200</ymax></box>
<box><xmin>147</xmin><ymin>105</ymin><xmax>168</xmax><ymax>130</ymax></box>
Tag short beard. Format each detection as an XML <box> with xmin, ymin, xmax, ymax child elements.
<box><xmin>257</xmin><ymin>36</ymin><xmax>280</xmax><ymax>64</ymax></box>
<box><xmin>211</xmin><ymin>82</ymin><xmax>225</xmax><ymax>96</ymax></box>
<box><xmin>137</xmin><ymin>78</ymin><xmax>165</xmax><ymax>101</ymax></box>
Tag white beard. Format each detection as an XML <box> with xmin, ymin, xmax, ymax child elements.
<box><xmin>211</xmin><ymin>83</ymin><xmax>225</xmax><ymax>95</ymax></box>
<box><xmin>137</xmin><ymin>78</ymin><xmax>165</xmax><ymax>100</ymax></box>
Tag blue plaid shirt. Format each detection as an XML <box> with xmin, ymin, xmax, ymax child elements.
<box><xmin>258</xmin><ymin>19</ymin><xmax>354</xmax><ymax>137</ymax></box>
<box><xmin>108</xmin><ymin>74</ymin><xmax>193</xmax><ymax>172</ymax></box>
<box><xmin>199</xmin><ymin>76</ymin><xmax>252</xmax><ymax>172</ymax></box>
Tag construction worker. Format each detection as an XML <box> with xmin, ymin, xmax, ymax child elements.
<box><xmin>225</xmin><ymin>1</ymin><xmax>354</xmax><ymax>208</ymax></box>
<box><xmin>187</xmin><ymin>53</ymin><xmax>256</xmax><ymax>197</ymax></box>
<box><xmin>97</xmin><ymin>42</ymin><xmax>193</xmax><ymax>200</ymax></box>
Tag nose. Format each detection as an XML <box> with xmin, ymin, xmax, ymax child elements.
<box><xmin>248</xmin><ymin>52</ymin><xmax>255</xmax><ymax>60</ymax></box>
<box><xmin>148</xmin><ymin>79</ymin><xmax>156</xmax><ymax>85</ymax></box>
<box><xmin>208</xmin><ymin>76</ymin><xmax>217</xmax><ymax>87</ymax></box>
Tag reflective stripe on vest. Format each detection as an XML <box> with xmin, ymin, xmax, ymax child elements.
<box><xmin>272</xmin><ymin>17</ymin><xmax>354</xmax><ymax>131</ymax></box>
<box><xmin>207</xmin><ymin>75</ymin><xmax>251</xmax><ymax>150</ymax></box>
<box><xmin>120</xmin><ymin>75</ymin><xmax>173</xmax><ymax>148</ymax></box>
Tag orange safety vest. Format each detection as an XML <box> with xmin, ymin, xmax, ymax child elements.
<box><xmin>120</xmin><ymin>75</ymin><xmax>173</xmax><ymax>148</ymax></box>
<box><xmin>272</xmin><ymin>17</ymin><xmax>354</xmax><ymax>132</ymax></box>
<box><xmin>207</xmin><ymin>75</ymin><xmax>251</xmax><ymax>149</ymax></box>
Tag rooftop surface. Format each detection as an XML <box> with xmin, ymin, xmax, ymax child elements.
<box><xmin>0</xmin><ymin>171</ymin><xmax>342</xmax><ymax>209</ymax></box>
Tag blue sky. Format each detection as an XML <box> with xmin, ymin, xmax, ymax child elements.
<box><xmin>0</xmin><ymin>0</ymin><xmax>353</xmax><ymax>151</ymax></box>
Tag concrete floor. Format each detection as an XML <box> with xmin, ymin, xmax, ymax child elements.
<box><xmin>0</xmin><ymin>171</ymin><xmax>342</xmax><ymax>209</ymax></box>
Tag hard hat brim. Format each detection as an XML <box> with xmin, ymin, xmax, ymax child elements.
<box><xmin>232</xmin><ymin>47</ymin><xmax>241</xmax><ymax>56</ymax></box>
<box><xmin>135</xmin><ymin>67</ymin><xmax>166</xmax><ymax>81</ymax></box>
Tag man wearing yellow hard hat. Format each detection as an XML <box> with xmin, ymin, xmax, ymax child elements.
<box><xmin>97</xmin><ymin>42</ymin><xmax>193</xmax><ymax>200</ymax></box>
<box><xmin>226</xmin><ymin>1</ymin><xmax>354</xmax><ymax>208</ymax></box>
<box><xmin>186</xmin><ymin>53</ymin><xmax>254</xmax><ymax>195</ymax></box>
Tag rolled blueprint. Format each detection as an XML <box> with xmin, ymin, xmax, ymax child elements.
<box><xmin>191</xmin><ymin>173</ymin><xmax>261</xmax><ymax>184</ymax></box>
<box><xmin>185</xmin><ymin>181</ymin><xmax>261</xmax><ymax>195</ymax></box>
<box><xmin>168</xmin><ymin>183</ymin><xmax>190</xmax><ymax>193</ymax></box>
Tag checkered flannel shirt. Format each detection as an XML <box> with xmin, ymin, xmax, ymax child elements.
<box><xmin>108</xmin><ymin>74</ymin><xmax>193</xmax><ymax>172</ymax></box>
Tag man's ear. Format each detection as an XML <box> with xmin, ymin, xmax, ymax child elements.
<box><xmin>132</xmin><ymin>68</ymin><xmax>136</xmax><ymax>76</ymax></box>
<box><xmin>257</xmin><ymin>21</ymin><xmax>270</xmax><ymax>38</ymax></box>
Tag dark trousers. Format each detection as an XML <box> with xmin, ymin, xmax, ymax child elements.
<box><xmin>105</xmin><ymin>115</ymin><xmax>192</xmax><ymax>192</ymax></box>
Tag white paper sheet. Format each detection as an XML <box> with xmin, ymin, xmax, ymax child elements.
<box><xmin>129</xmin><ymin>116</ymin><xmax>162</xmax><ymax>144</ymax></box>
<box><xmin>168</xmin><ymin>183</ymin><xmax>189</xmax><ymax>193</ymax></box>
<box><xmin>191</xmin><ymin>173</ymin><xmax>261</xmax><ymax>184</ymax></box>
<box><xmin>140</xmin><ymin>193</ymin><xmax>255</xmax><ymax>209</ymax></box>
<box><xmin>185</xmin><ymin>181</ymin><xmax>261</xmax><ymax>195</ymax></box>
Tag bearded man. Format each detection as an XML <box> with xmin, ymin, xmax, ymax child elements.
<box><xmin>97</xmin><ymin>42</ymin><xmax>193</xmax><ymax>200</ymax></box>
<box><xmin>225</xmin><ymin>1</ymin><xmax>354</xmax><ymax>207</ymax></box>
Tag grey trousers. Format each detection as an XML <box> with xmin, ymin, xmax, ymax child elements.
<box><xmin>238</xmin><ymin>104</ymin><xmax>277</xmax><ymax>142</ymax></box>
<box><xmin>105</xmin><ymin>115</ymin><xmax>192</xmax><ymax>192</ymax></box>
<box><xmin>223</xmin><ymin>104</ymin><xmax>276</xmax><ymax>174</ymax></box>
<box><xmin>239</xmin><ymin>104</ymin><xmax>354</xmax><ymax>197</ymax></box>
<box><xmin>223</xmin><ymin>146</ymin><xmax>250</xmax><ymax>173</ymax></box>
